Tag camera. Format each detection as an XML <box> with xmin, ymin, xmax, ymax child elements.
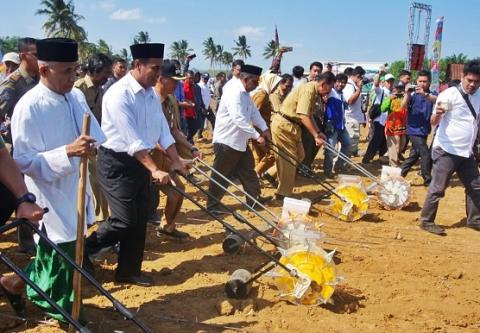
<box><xmin>408</xmin><ymin>84</ymin><xmax>417</xmax><ymax>92</ymax></box>
<box><xmin>187</xmin><ymin>53</ymin><xmax>196</xmax><ymax>60</ymax></box>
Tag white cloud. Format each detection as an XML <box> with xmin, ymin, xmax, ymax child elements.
<box><xmin>146</xmin><ymin>17</ymin><xmax>167</xmax><ymax>23</ymax></box>
<box><xmin>232</xmin><ymin>26</ymin><xmax>265</xmax><ymax>39</ymax></box>
<box><xmin>110</xmin><ymin>8</ymin><xmax>143</xmax><ymax>20</ymax></box>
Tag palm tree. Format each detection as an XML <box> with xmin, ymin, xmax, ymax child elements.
<box><xmin>119</xmin><ymin>48</ymin><xmax>130</xmax><ymax>63</ymax></box>
<box><xmin>96</xmin><ymin>39</ymin><xmax>112</xmax><ymax>56</ymax></box>
<box><xmin>36</xmin><ymin>0</ymin><xmax>87</xmax><ymax>41</ymax></box>
<box><xmin>263</xmin><ymin>40</ymin><xmax>277</xmax><ymax>60</ymax></box>
<box><xmin>215</xmin><ymin>44</ymin><xmax>224</xmax><ymax>68</ymax></box>
<box><xmin>221</xmin><ymin>51</ymin><xmax>233</xmax><ymax>70</ymax></box>
<box><xmin>133</xmin><ymin>31</ymin><xmax>150</xmax><ymax>44</ymax></box>
<box><xmin>0</xmin><ymin>36</ymin><xmax>20</xmax><ymax>53</ymax></box>
<box><xmin>232</xmin><ymin>35</ymin><xmax>251</xmax><ymax>60</ymax></box>
<box><xmin>78</xmin><ymin>41</ymin><xmax>97</xmax><ymax>63</ymax></box>
<box><xmin>444</xmin><ymin>53</ymin><xmax>469</xmax><ymax>64</ymax></box>
<box><xmin>169</xmin><ymin>40</ymin><xmax>193</xmax><ymax>64</ymax></box>
<box><xmin>202</xmin><ymin>37</ymin><xmax>217</xmax><ymax>70</ymax></box>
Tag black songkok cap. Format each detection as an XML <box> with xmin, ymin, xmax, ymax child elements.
<box><xmin>130</xmin><ymin>43</ymin><xmax>165</xmax><ymax>59</ymax></box>
<box><xmin>36</xmin><ymin>38</ymin><xmax>78</xmax><ymax>62</ymax></box>
<box><xmin>241</xmin><ymin>64</ymin><xmax>262</xmax><ymax>76</ymax></box>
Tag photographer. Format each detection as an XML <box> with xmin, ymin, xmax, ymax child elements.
<box><xmin>420</xmin><ymin>60</ymin><xmax>480</xmax><ymax>235</ymax></box>
<box><xmin>400</xmin><ymin>70</ymin><xmax>437</xmax><ymax>185</ymax></box>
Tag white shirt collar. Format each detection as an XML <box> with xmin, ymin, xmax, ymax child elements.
<box><xmin>126</xmin><ymin>71</ymin><xmax>148</xmax><ymax>95</ymax></box>
<box><xmin>37</xmin><ymin>80</ymin><xmax>68</xmax><ymax>100</ymax></box>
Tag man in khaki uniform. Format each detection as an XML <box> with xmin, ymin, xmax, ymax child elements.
<box><xmin>74</xmin><ymin>53</ymin><xmax>112</xmax><ymax>222</ymax></box>
<box><xmin>271</xmin><ymin>71</ymin><xmax>335</xmax><ymax>199</ymax></box>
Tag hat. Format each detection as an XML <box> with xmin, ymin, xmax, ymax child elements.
<box><xmin>36</xmin><ymin>38</ymin><xmax>78</xmax><ymax>62</ymax></box>
<box><xmin>2</xmin><ymin>52</ymin><xmax>20</xmax><ymax>64</ymax></box>
<box><xmin>201</xmin><ymin>73</ymin><xmax>210</xmax><ymax>80</ymax></box>
<box><xmin>130</xmin><ymin>43</ymin><xmax>165</xmax><ymax>59</ymax></box>
<box><xmin>383</xmin><ymin>73</ymin><xmax>395</xmax><ymax>81</ymax></box>
<box><xmin>241</xmin><ymin>64</ymin><xmax>262</xmax><ymax>76</ymax></box>
<box><xmin>161</xmin><ymin>60</ymin><xmax>185</xmax><ymax>80</ymax></box>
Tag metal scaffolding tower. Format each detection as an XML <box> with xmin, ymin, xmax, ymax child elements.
<box><xmin>406</xmin><ymin>2</ymin><xmax>432</xmax><ymax>70</ymax></box>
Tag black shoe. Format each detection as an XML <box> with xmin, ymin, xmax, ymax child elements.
<box><xmin>420</xmin><ymin>223</ymin><xmax>446</xmax><ymax>235</ymax></box>
<box><xmin>275</xmin><ymin>194</ymin><xmax>285</xmax><ymax>201</ymax></box>
<box><xmin>157</xmin><ymin>228</ymin><xmax>191</xmax><ymax>239</ymax></box>
<box><xmin>147</xmin><ymin>211</ymin><xmax>162</xmax><ymax>226</ymax></box>
<box><xmin>246</xmin><ymin>195</ymin><xmax>272</xmax><ymax>207</ymax></box>
<box><xmin>324</xmin><ymin>171</ymin><xmax>336</xmax><ymax>179</ymax></box>
<box><xmin>466</xmin><ymin>224</ymin><xmax>480</xmax><ymax>231</ymax></box>
<box><xmin>261</xmin><ymin>172</ymin><xmax>278</xmax><ymax>188</ymax></box>
<box><xmin>115</xmin><ymin>274</ymin><xmax>154</xmax><ymax>287</ymax></box>
<box><xmin>0</xmin><ymin>280</ymin><xmax>26</xmax><ymax>318</ymax></box>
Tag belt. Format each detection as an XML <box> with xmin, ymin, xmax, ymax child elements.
<box><xmin>274</xmin><ymin>111</ymin><xmax>301</xmax><ymax>126</ymax></box>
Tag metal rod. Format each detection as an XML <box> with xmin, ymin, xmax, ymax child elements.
<box><xmin>266</xmin><ymin>140</ymin><xmax>345</xmax><ymax>201</ymax></box>
<box><xmin>176</xmin><ymin>172</ymin><xmax>281</xmax><ymax>247</ymax></box>
<box><xmin>11</xmin><ymin>219</ymin><xmax>155</xmax><ymax>333</ymax></box>
<box><xmin>0</xmin><ymin>253</ymin><xmax>90</xmax><ymax>333</ymax></box>
<box><xmin>194</xmin><ymin>157</ymin><xmax>279</xmax><ymax>221</ymax></box>
<box><xmin>166</xmin><ymin>180</ymin><xmax>297</xmax><ymax>277</ymax></box>
<box><xmin>191</xmin><ymin>164</ymin><xmax>282</xmax><ymax>233</ymax></box>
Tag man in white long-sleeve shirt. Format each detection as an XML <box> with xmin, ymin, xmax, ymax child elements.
<box><xmin>207</xmin><ymin>64</ymin><xmax>272</xmax><ymax>212</ymax></box>
<box><xmin>7</xmin><ymin>38</ymin><xmax>105</xmax><ymax>322</ymax></box>
<box><xmin>84</xmin><ymin>43</ymin><xmax>187</xmax><ymax>286</ymax></box>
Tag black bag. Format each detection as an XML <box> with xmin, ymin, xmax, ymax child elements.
<box><xmin>368</xmin><ymin>90</ymin><xmax>384</xmax><ymax>120</ymax></box>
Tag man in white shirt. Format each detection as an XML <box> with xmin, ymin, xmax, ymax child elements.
<box><xmin>85</xmin><ymin>43</ymin><xmax>187</xmax><ymax>286</ymax></box>
<box><xmin>221</xmin><ymin>59</ymin><xmax>244</xmax><ymax>94</ymax></box>
<box><xmin>420</xmin><ymin>60</ymin><xmax>480</xmax><ymax>235</ymax></box>
<box><xmin>362</xmin><ymin>72</ymin><xmax>393</xmax><ymax>163</ymax></box>
<box><xmin>197</xmin><ymin>73</ymin><xmax>216</xmax><ymax>141</ymax></box>
<box><xmin>207</xmin><ymin>64</ymin><xmax>272</xmax><ymax>212</ymax></box>
<box><xmin>8</xmin><ymin>38</ymin><xmax>105</xmax><ymax>322</ymax></box>
<box><xmin>343</xmin><ymin>66</ymin><xmax>366</xmax><ymax>156</ymax></box>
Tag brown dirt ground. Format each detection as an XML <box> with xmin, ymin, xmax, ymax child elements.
<box><xmin>1</xmin><ymin>129</ymin><xmax>480</xmax><ymax>333</ymax></box>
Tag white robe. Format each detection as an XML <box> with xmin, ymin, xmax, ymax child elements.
<box><xmin>11</xmin><ymin>81</ymin><xmax>106</xmax><ymax>244</ymax></box>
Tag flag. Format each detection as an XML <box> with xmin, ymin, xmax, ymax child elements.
<box><xmin>430</xmin><ymin>17</ymin><xmax>444</xmax><ymax>93</ymax></box>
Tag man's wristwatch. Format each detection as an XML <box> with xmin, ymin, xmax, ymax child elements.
<box><xmin>16</xmin><ymin>192</ymin><xmax>36</xmax><ymax>208</ymax></box>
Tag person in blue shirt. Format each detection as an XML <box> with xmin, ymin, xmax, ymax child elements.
<box><xmin>323</xmin><ymin>73</ymin><xmax>352</xmax><ymax>178</ymax></box>
<box><xmin>400</xmin><ymin>70</ymin><xmax>437</xmax><ymax>185</ymax></box>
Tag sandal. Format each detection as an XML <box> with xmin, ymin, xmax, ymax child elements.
<box><xmin>156</xmin><ymin>228</ymin><xmax>190</xmax><ymax>239</ymax></box>
<box><xmin>0</xmin><ymin>280</ymin><xmax>26</xmax><ymax>318</ymax></box>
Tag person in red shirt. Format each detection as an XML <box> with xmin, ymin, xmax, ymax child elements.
<box><xmin>183</xmin><ymin>70</ymin><xmax>197</xmax><ymax>143</ymax></box>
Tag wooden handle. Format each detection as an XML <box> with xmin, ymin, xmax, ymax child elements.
<box><xmin>69</xmin><ymin>113</ymin><xmax>90</xmax><ymax>332</ymax></box>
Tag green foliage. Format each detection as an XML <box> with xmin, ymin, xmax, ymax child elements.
<box><xmin>169</xmin><ymin>40</ymin><xmax>193</xmax><ymax>64</ymax></box>
<box><xmin>36</xmin><ymin>0</ymin><xmax>87</xmax><ymax>41</ymax></box>
<box><xmin>96</xmin><ymin>39</ymin><xmax>112</xmax><ymax>56</ymax></box>
<box><xmin>263</xmin><ymin>40</ymin><xmax>277</xmax><ymax>60</ymax></box>
<box><xmin>133</xmin><ymin>31</ymin><xmax>150</xmax><ymax>44</ymax></box>
<box><xmin>388</xmin><ymin>60</ymin><xmax>405</xmax><ymax>79</ymax></box>
<box><xmin>0</xmin><ymin>36</ymin><xmax>20</xmax><ymax>53</ymax></box>
<box><xmin>202</xmin><ymin>37</ymin><xmax>217</xmax><ymax>69</ymax></box>
<box><xmin>232</xmin><ymin>35</ymin><xmax>251</xmax><ymax>60</ymax></box>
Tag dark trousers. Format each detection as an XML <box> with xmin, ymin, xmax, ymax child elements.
<box><xmin>206</xmin><ymin>143</ymin><xmax>260</xmax><ymax>209</ymax></box>
<box><xmin>197</xmin><ymin>108</ymin><xmax>216</xmax><ymax>138</ymax></box>
<box><xmin>400</xmin><ymin>135</ymin><xmax>432</xmax><ymax>183</ymax></box>
<box><xmin>85</xmin><ymin>147</ymin><xmax>151</xmax><ymax>278</ymax></box>
<box><xmin>421</xmin><ymin>147</ymin><xmax>480</xmax><ymax>226</ymax></box>
<box><xmin>186</xmin><ymin>117</ymin><xmax>198</xmax><ymax>144</ymax></box>
<box><xmin>362</xmin><ymin>121</ymin><xmax>387</xmax><ymax>163</ymax></box>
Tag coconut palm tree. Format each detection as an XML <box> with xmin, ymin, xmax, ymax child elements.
<box><xmin>119</xmin><ymin>48</ymin><xmax>130</xmax><ymax>63</ymax></box>
<box><xmin>263</xmin><ymin>40</ymin><xmax>278</xmax><ymax>60</ymax></box>
<box><xmin>133</xmin><ymin>31</ymin><xmax>151</xmax><ymax>44</ymax></box>
<box><xmin>202</xmin><ymin>37</ymin><xmax>217</xmax><ymax>70</ymax></box>
<box><xmin>36</xmin><ymin>0</ymin><xmax>87</xmax><ymax>41</ymax></box>
<box><xmin>96</xmin><ymin>39</ymin><xmax>112</xmax><ymax>56</ymax></box>
<box><xmin>215</xmin><ymin>44</ymin><xmax>224</xmax><ymax>68</ymax></box>
<box><xmin>232</xmin><ymin>35</ymin><xmax>251</xmax><ymax>60</ymax></box>
<box><xmin>221</xmin><ymin>51</ymin><xmax>233</xmax><ymax>70</ymax></box>
<box><xmin>444</xmin><ymin>53</ymin><xmax>469</xmax><ymax>64</ymax></box>
<box><xmin>0</xmin><ymin>36</ymin><xmax>20</xmax><ymax>53</ymax></box>
<box><xmin>169</xmin><ymin>40</ymin><xmax>193</xmax><ymax>64</ymax></box>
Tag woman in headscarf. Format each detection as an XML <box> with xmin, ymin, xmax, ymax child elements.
<box><xmin>250</xmin><ymin>72</ymin><xmax>283</xmax><ymax>186</ymax></box>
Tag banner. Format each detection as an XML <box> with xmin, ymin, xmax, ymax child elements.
<box><xmin>430</xmin><ymin>17</ymin><xmax>444</xmax><ymax>93</ymax></box>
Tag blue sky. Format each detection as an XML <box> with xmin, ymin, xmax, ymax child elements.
<box><xmin>1</xmin><ymin>0</ymin><xmax>478</xmax><ymax>71</ymax></box>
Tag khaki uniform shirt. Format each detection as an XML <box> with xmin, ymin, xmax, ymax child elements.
<box><xmin>251</xmin><ymin>89</ymin><xmax>273</xmax><ymax>124</ymax></box>
<box><xmin>0</xmin><ymin>66</ymin><xmax>37</xmax><ymax>120</ymax></box>
<box><xmin>280</xmin><ymin>81</ymin><xmax>319</xmax><ymax>122</ymax></box>
<box><xmin>269</xmin><ymin>88</ymin><xmax>287</xmax><ymax>113</ymax></box>
<box><xmin>74</xmin><ymin>75</ymin><xmax>103</xmax><ymax>122</ymax></box>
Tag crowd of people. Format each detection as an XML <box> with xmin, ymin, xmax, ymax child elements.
<box><xmin>0</xmin><ymin>36</ymin><xmax>479</xmax><ymax>328</ymax></box>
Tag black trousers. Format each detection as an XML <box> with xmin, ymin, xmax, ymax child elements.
<box><xmin>85</xmin><ymin>147</ymin><xmax>151</xmax><ymax>278</ymax></box>
<box><xmin>362</xmin><ymin>121</ymin><xmax>387</xmax><ymax>163</ymax></box>
<box><xmin>186</xmin><ymin>117</ymin><xmax>198</xmax><ymax>144</ymax></box>
<box><xmin>401</xmin><ymin>135</ymin><xmax>432</xmax><ymax>183</ymax></box>
<box><xmin>300</xmin><ymin>116</ymin><xmax>323</xmax><ymax>168</ymax></box>
<box><xmin>206</xmin><ymin>143</ymin><xmax>260</xmax><ymax>209</ymax></box>
<box><xmin>421</xmin><ymin>147</ymin><xmax>480</xmax><ymax>226</ymax></box>
<box><xmin>197</xmin><ymin>108</ymin><xmax>216</xmax><ymax>138</ymax></box>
